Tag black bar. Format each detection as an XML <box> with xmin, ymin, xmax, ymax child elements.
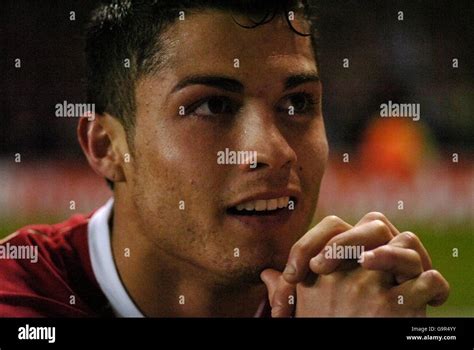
<box><xmin>0</xmin><ymin>318</ymin><xmax>471</xmax><ymax>349</ymax></box>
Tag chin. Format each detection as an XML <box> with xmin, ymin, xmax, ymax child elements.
<box><xmin>210</xmin><ymin>252</ymin><xmax>287</xmax><ymax>286</ymax></box>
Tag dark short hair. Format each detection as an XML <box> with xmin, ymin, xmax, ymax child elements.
<box><xmin>85</xmin><ymin>0</ymin><xmax>319</xmax><ymax>190</ymax></box>
<box><xmin>85</xmin><ymin>0</ymin><xmax>319</xmax><ymax>135</ymax></box>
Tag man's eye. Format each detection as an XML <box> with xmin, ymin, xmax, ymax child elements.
<box><xmin>278</xmin><ymin>93</ymin><xmax>317</xmax><ymax>115</ymax></box>
<box><xmin>187</xmin><ymin>96</ymin><xmax>236</xmax><ymax>117</ymax></box>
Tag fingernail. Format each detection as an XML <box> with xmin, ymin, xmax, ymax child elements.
<box><xmin>283</xmin><ymin>264</ymin><xmax>296</xmax><ymax>275</ymax></box>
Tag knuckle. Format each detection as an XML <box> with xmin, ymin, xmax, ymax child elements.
<box><xmin>424</xmin><ymin>269</ymin><xmax>444</xmax><ymax>285</ymax></box>
<box><xmin>323</xmin><ymin>215</ymin><xmax>344</xmax><ymax>228</ymax></box>
<box><xmin>403</xmin><ymin>250</ymin><xmax>423</xmax><ymax>272</ymax></box>
<box><xmin>401</xmin><ymin>231</ymin><xmax>421</xmax><ymax>245</ymax></box>
<box><xmin>364</xmin><ymin>211</ymin><xmax>387</xmax><ymax>222</ymax></box>
<box><xmin>393</xmin><ymin>244</ymin><xmax>420</xmax><ymax>261</ymax></box>
<box><xmin>394</xmin><ymin>231</ymin><xmax>432</xmax><ymax>269</ymax></box>
<box><xmin>379</xmin><ymin>245</ymin><xmax>397</xmax><ymax>260</ymax></box>
<box><xmin>378</xmin><ymin>246</ymin><xmax>402</xmax><ymax>267</ymax></box>
<box><xmin>371</xmin><ymin>219</ymin><xmax>391</xmax><ymax>238</ymax></box>
<box><xmin>380</xmin><ymin>244</ymin><xmax>396</xmax><ymax>254</ymax></box>
<box><xmin>324</xmin><ymin>215</ymin><xmax>340</xmax><ymax>222</ymax></box>
<box><xmin>290</xmin><ymin>241</ymin><xmax>308</xmax><ymax>257</ymax></box>
<box><xmin>409</xmin><ymin>250</ymin><xmax>423</xmax><ymax>266</ymax></box>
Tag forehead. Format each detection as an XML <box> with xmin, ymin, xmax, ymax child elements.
<box><xmin>159</xmin><ymin>9</ymin><xmax>317</xmax><ymax>79</ymax></box>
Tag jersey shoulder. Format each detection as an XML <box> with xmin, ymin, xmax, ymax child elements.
<box><xmin>0</xmin><ymin>213</ymin><xmax>112</xmax><ymax>317</ymax></box>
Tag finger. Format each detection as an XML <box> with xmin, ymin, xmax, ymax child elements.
<box><xmin>392</xmin><ymin>270</ymin><xmax>450</xmax><ymax>308</ymax></box>
<box><xmin>260</xmin><ymin>269</ymin><xmax>280</xmax><ymax>304</ymax></box>
<box><xmin>310</xmin><ymin>219</ymin><xmax>393</xmax><ymax>275</ymax></box>
<box><xmin>260</xmin><ymin>268</ymin><xmax>296</xmax><ymax>318</ymax></box>
<box><xmin>283</xmin><ymin>215</ymin><xmax>352</xmax><ymax>284</ymax></box>
<box><xmin>388</xmin><ymin>232</ymin><xmax>432</xmax><ymax>271</ymax></box>
<box><xmin>326</xmin><ymin>212</ymin><xmax>401</xmax><ymax>273</ymax></box>
<box><xmin>360</xmin><ymin>245</ymin><xmax>423</xmax><ymax>284</ymax></box>
<box><xmin>355</xmin><ymin>212</ymin><xmax>400</xmax><ymax>236</ymax></box>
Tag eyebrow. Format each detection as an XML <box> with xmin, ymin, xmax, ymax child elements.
<box><xmin>284</xmin><ymin>73</ymin><xmax>320</xmax><ymax>90</ymax></box>
<box><xmin>171</xmin><ymin>72</ymin><xmax>320</xmax><ymax>94</ymax></box>
<box><xmin>172</xmin><ymin>75</ymin><xmax>244</xmax><ymax>94</ymax></box>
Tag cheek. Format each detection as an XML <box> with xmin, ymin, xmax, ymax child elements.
<box><xmin>298</xmin><ymin>131</ymin><xmax>328</xmax><ymax>181</ymax></box>
<box><xmin>294</xmin><ymin>131</ymin><xmax>328</xmax><ymax>217</ymax></box>
<box><xmin>131</xmin><ymin>120</ymin><xmax>227</xmax><ymax>207</ymax></box>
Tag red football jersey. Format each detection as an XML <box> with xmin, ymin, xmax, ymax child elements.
<box><xmin>0</xmin><ymin>212</ymin><xmax>114</xmax><ymax>317</ymax></box>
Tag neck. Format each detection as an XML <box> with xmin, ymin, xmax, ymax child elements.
<box><xmin>111</xmin><ymin>197</ymin><xmax>267</xmax><ymax>317</ymax></box>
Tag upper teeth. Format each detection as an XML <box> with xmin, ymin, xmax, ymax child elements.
<box><xmin>235</xmin><ymin>196</ymin><xmax>291</xmax><ymax>211</ymax></box>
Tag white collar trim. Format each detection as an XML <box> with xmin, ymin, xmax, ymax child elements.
<box><xmin>88</xmin><ymin>198</ymin><xmax>144</xmax><ymax>317</ymax></box>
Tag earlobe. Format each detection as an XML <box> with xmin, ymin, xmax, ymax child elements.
<box><xmin>77</xmin><ymin>115</ymin><xmax>127</xmax><ymax>184</ymax></box>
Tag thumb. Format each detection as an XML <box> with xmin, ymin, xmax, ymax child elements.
<box><xmin>261</xmin><ymin>268</ymin><xmax>296</xmax><ymax>318</ymax></box>
<box><xmin>260</xmin><ymin>268</ymin><xmax>280</xmax><ymax>300</ymax></box>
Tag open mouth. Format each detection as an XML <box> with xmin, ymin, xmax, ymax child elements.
<box><xmin>226</xmin><ymin>196</ymin><xmax>297</xmax><ymax>216</ymax></box>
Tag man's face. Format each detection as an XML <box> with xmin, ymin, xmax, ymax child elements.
<box><xmin>124</xmin><ymin>10</ymin><xmax>328</xmax><ymax>283</ymax></box>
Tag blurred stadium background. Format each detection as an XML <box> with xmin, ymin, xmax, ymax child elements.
<box><xmin>1</xmin><ymin>0</ymin><xmax>473</xmax><ymax>316</ymax></box>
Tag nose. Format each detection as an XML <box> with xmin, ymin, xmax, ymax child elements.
<box><xmin>237</xmin><ymin>103</ymin><xmax>297</xmax><ymax>172</ymax></box>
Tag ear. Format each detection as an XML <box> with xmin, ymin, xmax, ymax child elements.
<box><xmin>77</xmin><ymin>114</ymin><xmax>130</xmax><ymax>185</ymax></box>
